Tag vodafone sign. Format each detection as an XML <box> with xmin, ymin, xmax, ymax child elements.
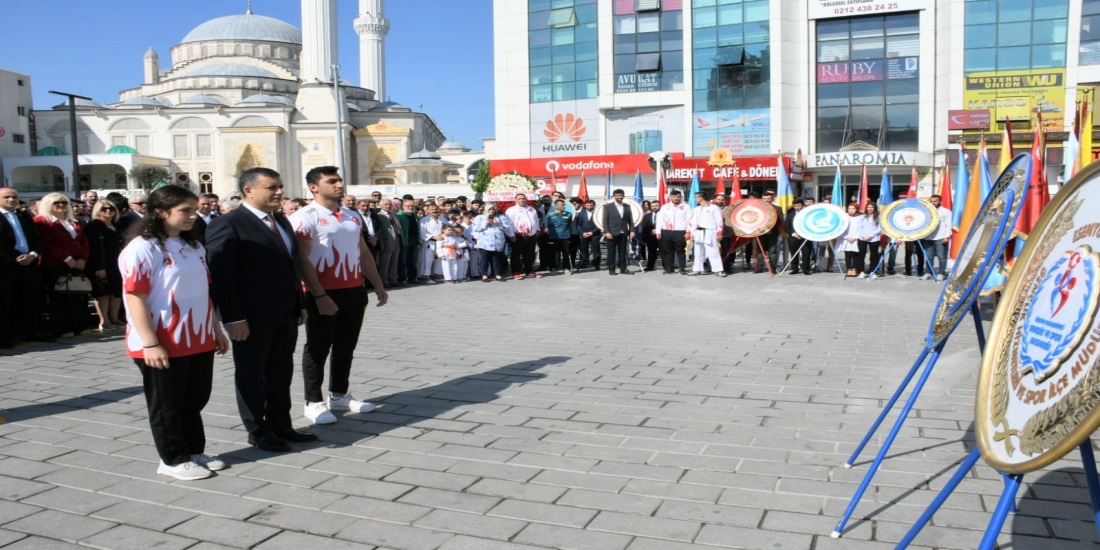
<box><xmin>491</xmin><ymin>154</ymin><xmax>653</xmax><ymax>177</ymax></box>
<box><xmin>665</xmin><ymin>156</ymin><xmax>791</xmax><ymax>182</ymax></box>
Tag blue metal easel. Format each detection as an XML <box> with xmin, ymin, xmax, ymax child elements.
<box><xmin>867</xmin><ymin>239</ymin><xmax>941</xmax><ymax>282</ymax></box>
<box><xmin>897</xmin><ymin>440</ymin><xmax>1100</xmax><ymax>548</ymax></box>
<box><xmin>831</xmin><ymin>154</ymin><xmax>1031</xmax><ymax>539</ymax></box>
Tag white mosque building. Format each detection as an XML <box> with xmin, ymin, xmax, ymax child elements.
<box><xmin>2</xmin><ymin>0</ymin><xmax>487</xmax><ymax>198</ymax></box>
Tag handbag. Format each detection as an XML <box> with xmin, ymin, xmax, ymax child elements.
<box><xmin>54</xmin><ymin>273</ymin><xmax>93</xmax><ymax>295</ymax></box>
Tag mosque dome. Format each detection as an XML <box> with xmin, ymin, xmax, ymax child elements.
<box><xmin>178</xmin><ymin>63</ymin><xmax>282</xmax><ymax>79</ymax></box>
<box><xmin>181</xmin><ymin>13</ymin><xmax>302</xmax><ymax>45</ymax></box>
<box><xmin>409</xmin><ymin>148</ymin><xmax>442</xmax><ymax>160</ymax></box>
<box><xmin>437</xmin><ymin>140</ymin><xmax>469</xmax><ymax>152</ymax></box>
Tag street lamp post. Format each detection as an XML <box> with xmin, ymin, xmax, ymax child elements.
<box><xmin>48</xmin><ymin>91</ymin><xmax>91</xmax><ymax>195</ymax></box>
<box><xmin>331</xmin><ymin>64</ymin><xmax>347</xmax><ymax>180</ymax></box>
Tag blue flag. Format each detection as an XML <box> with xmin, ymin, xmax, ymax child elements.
<box><xmin>687</xmin><ymin>171</ymin><xmax>701</xmax><ymax>207</ymax></box>
<box><xmin>633</xmin><ymin>171</ymin><xmax>644</xmax><ymax>204</ymax></box>
<box><xmin>830</xmin><ymin>165</ymin><xmax>843</xmax><ymax>207</ymax></box>
<box><xmin>879</xmin><ymin>166</ymin><xmax>893</xmax><ymax>204</ymax></box>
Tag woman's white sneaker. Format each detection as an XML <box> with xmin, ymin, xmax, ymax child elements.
<box><xmin>191</xmin><ymin>454</ymin><xmax>227</xmax><ymax>471</ymax></box>
<box><xmin>328</xmin><ymin>393</ymin><xmax>376</xmax><ymax>413</ymax></box>
<box><xmin>157</xmin><ymin>460</ymin><xmax>212</xmax><ymax>480</ymax></box>
<box><xmin>304</xmin><ymin>401</ymin><xmax>337</xmax><ymax>424</ymax></box>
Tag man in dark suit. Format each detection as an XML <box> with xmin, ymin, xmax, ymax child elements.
<box><xmin>572</xmin><ymin>200</ymin><xmax>601</xmax><ymax>271</ymax></box>
<box><xmin>205</xmin><ymin>168</ymin><xmax>312</xmax><ymax>453</ymax></box>
<box><xmin>0</xmin><ymin>188</ymin><xmax>50</xmax><ymax>348</ymax></box>
<box><xmin>115</xmin><ymin>192</ymin><xmax>147</xmax><ymax>237</ymax></box>
<box><xmin>600</xmin><ymin>189</ymin><xmax>636</xmax><ymax>275</ymax></box>
<box><xmin>640</xmin><ymin>200</ymin><xmax>661</xmax><ymax>272</ymax></box>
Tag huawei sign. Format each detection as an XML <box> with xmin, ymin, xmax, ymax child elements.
<box><xmin>544</xmin><ymin>113</ymin><xmax>586</xmax><ymax>143</ymax></box>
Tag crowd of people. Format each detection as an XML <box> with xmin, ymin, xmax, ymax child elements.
<box><xmin>0</xmin><ymin>165</ymin><xmax>954</xmax><ymax>480</ymax></box>
<box><xmin>0</xmin><ymin>177</ymin><xmax>955</xmax><ymax>347</ymax></box>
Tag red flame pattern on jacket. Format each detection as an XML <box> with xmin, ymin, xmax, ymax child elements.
<box><xmin>290</xmin><ymin>203</ymin><xmax>364</xmax><ymax>290</ymax></box>
<box><xmin>119</xmin><ymin>237</ymin><xmax>216</xmax><ymax>359</ymax></box>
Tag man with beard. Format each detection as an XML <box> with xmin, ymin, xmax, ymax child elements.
<box><xmin>655</xmin><ymin>190</ymin><xmax>690</xmax><ymax>275</ymax></box>
<box><xmin>290</xmin><ymin>167</ymin><xmax>387</xmax><ymax>426</ymax></box>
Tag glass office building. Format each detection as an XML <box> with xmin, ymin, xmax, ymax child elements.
<box><xmin>493</xmin><ymin>1</ymin><xmax>1091</xmax><ymax>195</ymax></box>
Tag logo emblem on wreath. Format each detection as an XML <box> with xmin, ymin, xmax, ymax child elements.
<box><xmin>1020</xmin><ymin>246</ymin><xmax>1100</xmax><ymax>383</ymax></box>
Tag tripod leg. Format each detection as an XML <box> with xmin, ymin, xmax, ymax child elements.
<box><xmin>833</xmin><ymin>342</ymin><xmax>946</xmax><ymax>537</ymax></box>
<box><xmin>977</xmin><ymin>474</ymin><xmax>1023</xmax><ymax>550</ymax></box>
<box><xmin>895</xmin><ymin>448</ymin><xmax>982</xmax><ymax>548</ymax></box>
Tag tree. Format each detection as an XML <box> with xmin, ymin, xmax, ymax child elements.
<box><xmin>471</xmin><ymin>161</ymin><xmax>491</xmax><ymax>195</ymax></box>
<box><xmin>129</xmin><ymin>164</ymin><xmax>170</xmax><ymax>191</ymax></box>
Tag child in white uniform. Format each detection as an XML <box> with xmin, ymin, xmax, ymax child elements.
<box><xmin>438</xmin><ymin>225</ymin><xmax>469</xmax><ymax>283</ymax></box>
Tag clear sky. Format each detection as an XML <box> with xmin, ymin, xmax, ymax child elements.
<box><xmin>0</xmin><ymin>0</ymin><xmax>495</xmax><ymax>151</ymax></box>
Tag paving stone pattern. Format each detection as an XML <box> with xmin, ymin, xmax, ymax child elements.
<box><xmin>0</xmin><ymin>270</ymin><xmax>1097</xmax><ymax>549</ymax></box>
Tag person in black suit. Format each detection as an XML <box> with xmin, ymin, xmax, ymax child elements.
<box><xmin>600</xmin><ymin>189</ymin><xmax>636</xmax><ymax>275</ymax></box>
<box><xmin>640</xmin><ymin>200</ymin><xmax>661</xmax><ymax>272</ymax></box>
<box><xmin>0</xmin><ymin>188</ymin><xmax>50</xmax><ymax>347</ymax></box>
<box><xmin>205</xmin><ymin>168</ymin><xmax>312</xmax><ymax>453</ymax></box>
<box><xmin>572</xmin><ymin>200</ymin><xmax>601</xmax><ymax>271</ymax></box>
<box><xmin>115</xmin><ymin>192</ymin><xmax>147</xmax><ymax>239</ymax></box>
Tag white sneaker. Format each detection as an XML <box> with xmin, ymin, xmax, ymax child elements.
<box><xmin>157</xmin><ymin>460</ymin><xmax>212</xmax><ymax>481</ymax></box>
<box><xmin>191</xmin><ymin>454</ymin><xmax>227</xmax><ymax>471</ymax></box>
<box><xmin>858</xmin><ymin>272</ymin><xmax>867</xmax><ymax>279</ymax></box>
<box><xmin>920</xmin><ymin>274</ymin><xmax>933</xmax><ymax>280</ymax></box>
<box><xmin>304</xmin><ymin>401</ymin><xmax>337</xmax><ymax>424</ymax></box>
<box><xmin>328</xmin><ymin>393</ymin><xmax>377</xmax><ymax>413</ymax></box>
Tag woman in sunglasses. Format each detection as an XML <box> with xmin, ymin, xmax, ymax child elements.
<box><xmin>86</xmin><ymin>200</ymin><xmax>124</xmax><ymax>330</ymax></box>
<box><xmin>34</xmin><ymin>193</ymin><xmax>91</xmax><ymax>337</ymax></box>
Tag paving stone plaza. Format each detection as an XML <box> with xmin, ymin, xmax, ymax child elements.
<box><xmin>0</xmin><ymin>271</ymin><xmax>1096</xmax><ymax>549</ymax></box>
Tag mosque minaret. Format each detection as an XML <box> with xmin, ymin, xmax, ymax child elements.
<box><xmin>294</xmin><ymin>0</ymin><xmax>341</xmax><ymax>119</ymax></box>
<box><xmin>8</xmin><ymin>0</ymin><xmax>466</xmax><ymax>198</ymax></box>
<box><xmin>354</xmin><ymin>0</ymin><xmax>389</xmax><ymax>102</ymax></box>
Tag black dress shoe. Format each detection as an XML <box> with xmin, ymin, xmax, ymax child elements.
<box><xmin>272</xmin><ymin>428</ymin><xmax>319</xmax><ymax>443</ymax></box>
<box><xmin>608</xmin><ymin>271</ymin><xmax>618</xmax><ymax>276</ymax></box>
<box><xmin>620</xmin><ymin>270</ymin><xmax>634</xmax><ymax>275</ymax></box>
<box><xmin>248</xmin><ymin>434</ymin><xmax>292</xmax><ymax>452</ymax></box>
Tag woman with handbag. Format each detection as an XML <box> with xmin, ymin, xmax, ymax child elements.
<box><xmin>85</xmin><ymin>200</ymin><xmax>124</xmax><ymax>330</ymax></box>
<box><xmin>119</xmin><ymin>185</ymin><xmax>229</xmax><ymax>480</ymax></box>
<box><xmin>34</xmin><ymin>193</ymin><xmax>91</xmax><ymax>337</ymax></box>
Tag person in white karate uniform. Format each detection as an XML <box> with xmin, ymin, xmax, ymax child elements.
<box><xmin>438</xmin><ymin>225</ymin><xmax>469</xmax><ymax>283</ymax></box>
<box><xmin>688</xmin><ymin>191</ymin><xmax>726</xmax><ymax>277</ymax></box>
<box><xmin>418</xmin><ymin>203</ymin><xmax>445</xmax><ymax>283</ymax></box>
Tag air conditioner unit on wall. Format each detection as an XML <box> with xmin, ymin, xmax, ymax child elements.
<box><xmin>198</xmin><ymin>172</ymin><xmax>213</xmax><ymax>183</ymax></box>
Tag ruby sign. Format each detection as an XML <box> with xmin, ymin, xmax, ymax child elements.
<box><xmin>948</xmin><ymin>109</ymin><xmax>992</xmax><ymax>130</ymax></box>
<box><xmin>491</xmin><ymin>154</ymin><xmax>653</xmax><ymax>177</ymax></box>
<box><xmin>665</xmin><ymin>156</ymin><xmax>792</xmax><ymax>182</ymax></box>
